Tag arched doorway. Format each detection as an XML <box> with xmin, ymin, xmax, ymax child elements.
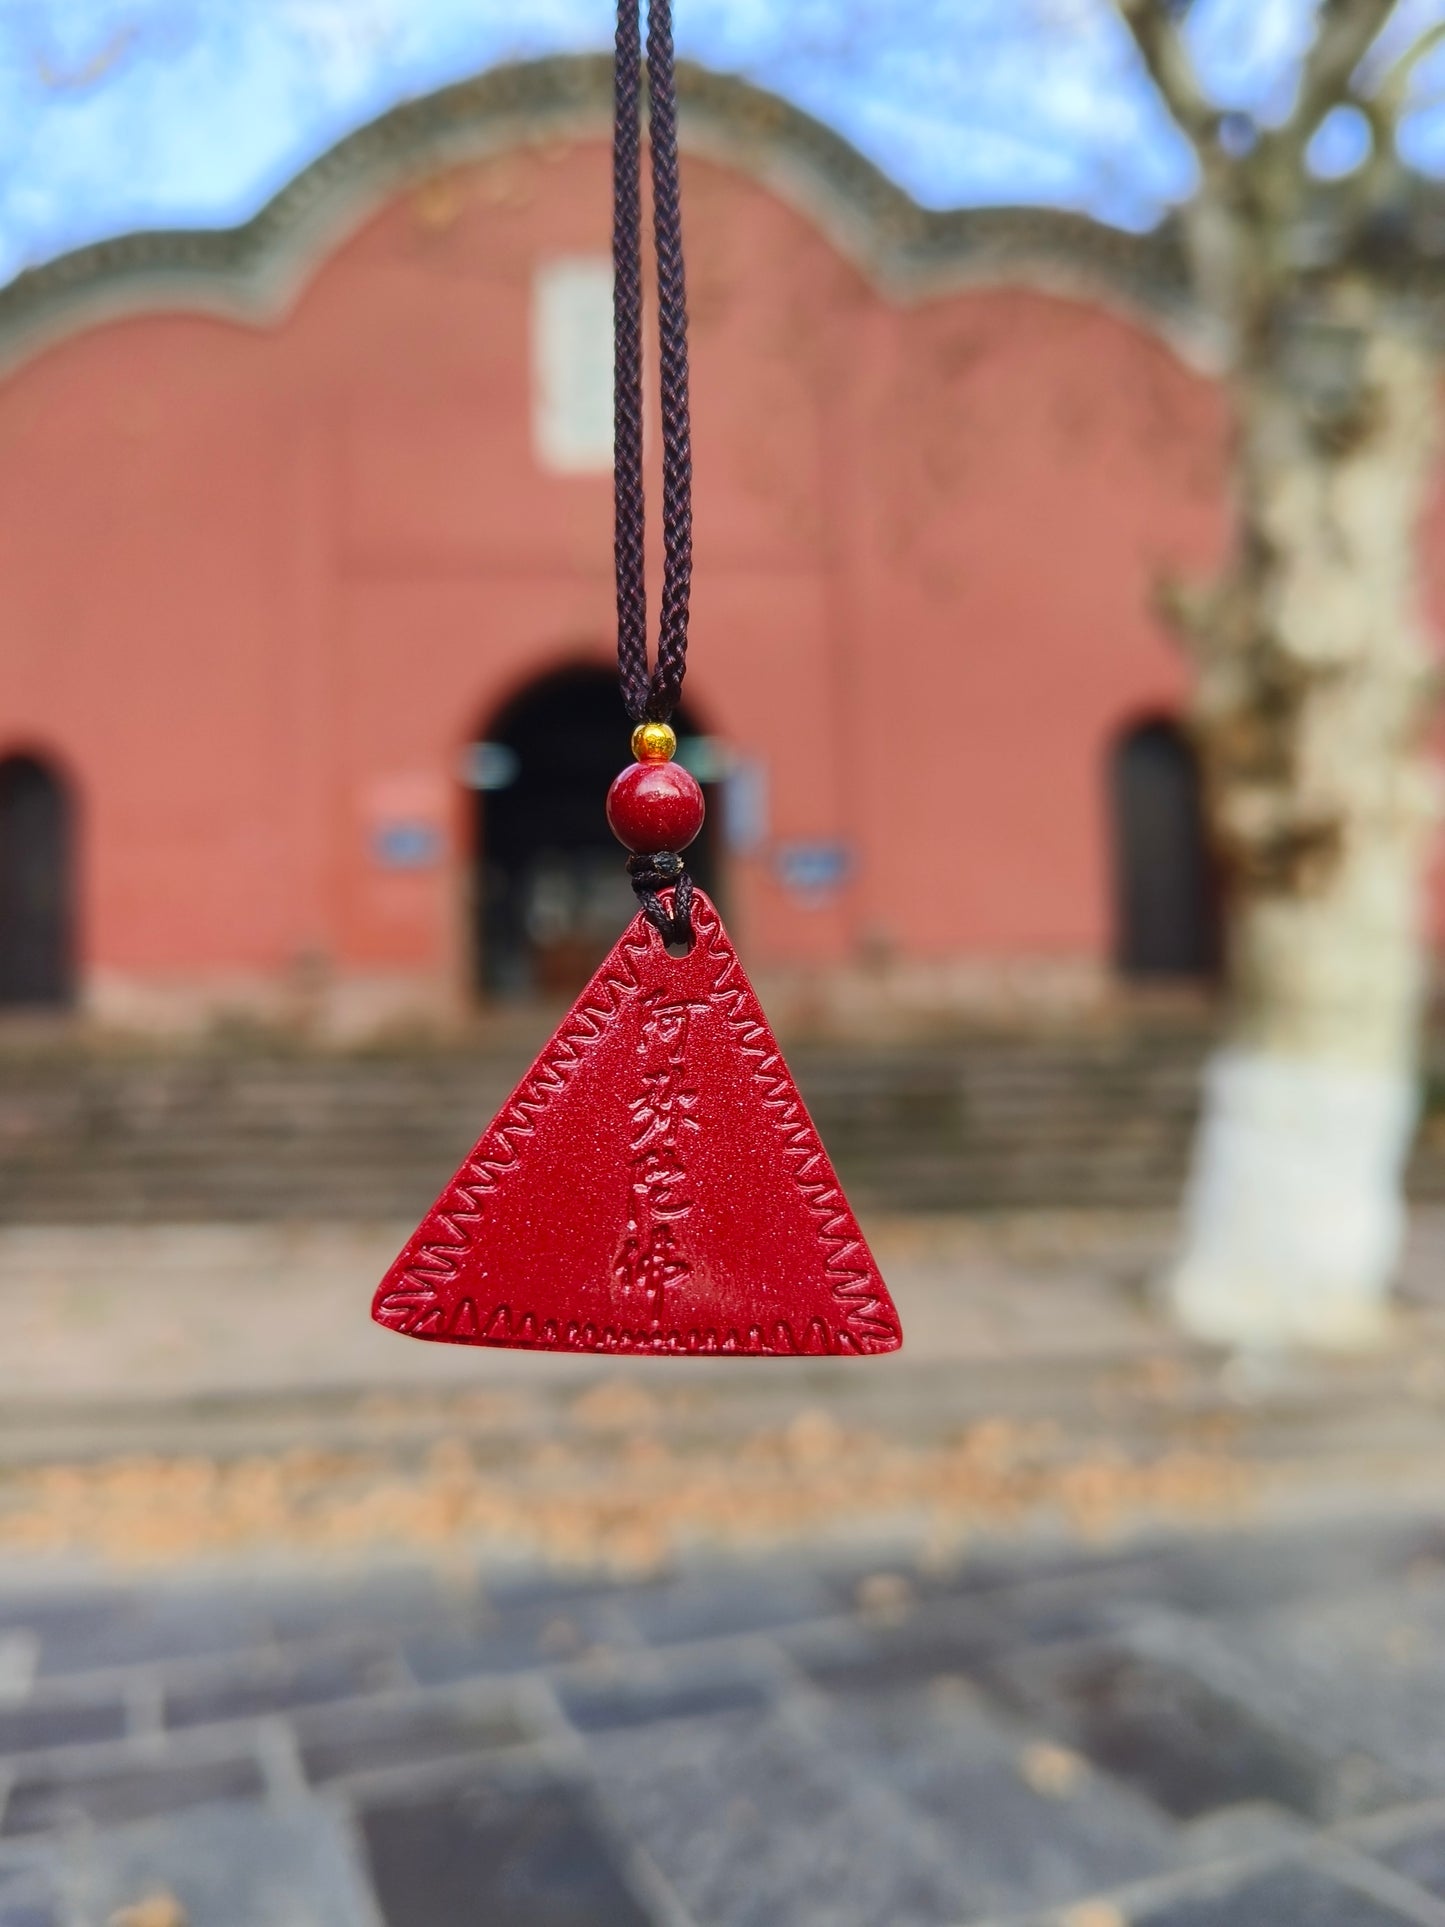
<box><xmin>1109</xmin><ymin>718</ymin><xmax>1220</xmax><ymax>980</ymax></box>
<box><xmin>0</xmin><ymin>753</ymin><xmax>75</xmax><ymax>1007</ymax></box>
<box><xmin>468</xmin><ymin>665</ymin><xmax>721</xmax><ymax>999</ymax></box>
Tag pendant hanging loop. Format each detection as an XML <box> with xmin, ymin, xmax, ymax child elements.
<box><xmin>626</xmin><ymin>852</ymin><xmax>695</xmax><ymax>949</ymax></box>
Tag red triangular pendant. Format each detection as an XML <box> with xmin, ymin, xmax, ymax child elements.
<box><xmin>373</xmin><ymin>891</ymin><xmax>902</xmax><ymax>1357</ymax></box>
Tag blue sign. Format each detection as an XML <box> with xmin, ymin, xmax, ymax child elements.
<box><xmin>774</xmin><ymin>840</ymin><xmax>852</xmax><ymax>899</ymax></box>
<box><xmin>372</xmin><ymin>822</ymin><xmax>443</xmax><ymax>870</ymax></box>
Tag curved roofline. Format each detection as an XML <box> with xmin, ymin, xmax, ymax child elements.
<box><xmin>0</xmin><ymin>54</ymin><xmax>1201</xmax><ymax>375</ymax></box>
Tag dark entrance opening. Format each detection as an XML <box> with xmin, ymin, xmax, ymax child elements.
<box><xmin>471</xmin><ymin>665</ymin><xmax>720</xmax><ymax>999</ymax></box>
<box><xmin>1109</xmin><ymin>717</ymin><xmax>1220</xmax><ymax>980</ymax></box>
<box><xmin>0</xmin><ymin>753</ymin><xmax>75</xmax><ymax>1007</ymax></box>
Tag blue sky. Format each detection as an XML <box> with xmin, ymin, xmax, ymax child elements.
<box><xmin>0</xmin><ymin>1</ymin><xmax>1441</xmax><ymax>287</ymax></box>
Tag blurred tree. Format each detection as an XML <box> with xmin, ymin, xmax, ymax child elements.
<box><xmin>1114</xmin><ymin>0</ymin><xmax>1445</xmax><ymax>1347</ymax></box>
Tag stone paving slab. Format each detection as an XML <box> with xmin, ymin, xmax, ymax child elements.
<box><xmin>607</xmin><ymin>1707</ymin><xmax>978</xmax><ymax>1925</ymax></box>
<box><xmin>1126</xmin><ymin>1862</ymin><xmax>1438</xmax><ymax>1927</ymax></box>
<box><xmin>990</xmin><ymin>1640</ymin><xmax>1401</xmax><ymax>1822</ymax></box>
<box><xmin>1152</xmin><ymin>1583</ymin><xmax>1445</xmax><ymax>1797</ymax></box>
<box><xmin>292</xmin><ymin>1687</ymin><xmax>532</xmax><ymax>1787</ymax></box>
<box><xmin>3</xmin><ymin>1749</ymin><xmax>268</xmax><ymax>1840</ymax></box>
<box><xmin>61</xmin><ymin>1803</ymin><xmax>377</xmax><ymax>1927</ymax></box>
<box><xmin>359</xmin><ymin>1769</ymin><xmax>654</xmax><ymax>1927</ymax></box>
<box><xmin>813</xmin><ymin>1673</ymin><xmax>1180</xmax><ymax>1912</ymax></box>
<box><xmin>1379</xmin><ymin>1816</ymin><xmax>1445</xmax><ymax>1901</ymax></box>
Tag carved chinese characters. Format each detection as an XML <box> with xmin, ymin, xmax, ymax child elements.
<box><xmin>612</xmin><ymin>992</ymin><xmax>710</xmax><ymax>1323</ymax></box>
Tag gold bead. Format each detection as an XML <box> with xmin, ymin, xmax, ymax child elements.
<box><xmin>631</xmin><ymin>721</ymin><xmax>677</xmax><ymax>763</ymax></box>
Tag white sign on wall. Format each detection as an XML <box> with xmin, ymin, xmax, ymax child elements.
<box><xmin>532</xmin><ymin>257</ymin><xmax>614</xmax><ymax>473</ymax></box>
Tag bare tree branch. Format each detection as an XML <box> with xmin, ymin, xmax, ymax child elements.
<box><xmin>1314</xmin><ymin>14</ymin><xmax>1445</xmax><ymax>258</ymax></box>
<box><xmin>1113</xmin><ymin>0</ymin><xmax>1216</xmax><ymax>151</ymax></box>
<box><xmin>31</xmin><ymin>22</ymin><xmax>141</xmax><ymax>93</ymax></box>
<box><xmin>1290</xmin><ymin>0</ymin><xmax>1395</xmax><ymax>148</ymax></box>
<box><xmin>1361</xmin><ymin>16</ymin><xmax>1445</xmax><ymax>124</ymax></box>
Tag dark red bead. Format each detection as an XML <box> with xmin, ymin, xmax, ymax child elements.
<box><xmin>606</xmin><ymin>759</ymin><xmax>705</xmax><ymax>854</ymax></box>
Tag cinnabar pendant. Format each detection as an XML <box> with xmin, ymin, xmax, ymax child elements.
<box><xmin>373</xmin><ymin>889</ymin><xmax>902</xmax><ymax>1357</ymax></box>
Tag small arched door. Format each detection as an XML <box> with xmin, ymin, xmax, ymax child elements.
<box><xmin>1109</xmin><ymin>718</ymin><xmax>1220</xmax><ymax>980</ymax></box>
<box><xmin>0</xmin><ymin>754</ymin><xmax>75</xmax><ymax>1007</ymax></box>
<box><xmin>469</xmin><ymin>665</ymin><xmax>720</xmax><ymax>999</ymax></box>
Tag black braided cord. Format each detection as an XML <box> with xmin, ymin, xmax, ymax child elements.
<box><xmin>644</xmin><ymin>0</ymin><xmax>692</xmax><ymax>726</ymax></box>
<box><xmin>613</xmin><ymin>0</ymin><xmax>696</xmax><ymax>942</ymax></box>
<box><xmin>626</xmin><ymin>853</ymin><xmax>694</xmax><ymax>949</ymax></box>
<box><xmin>612</xmin><ymin>0</ymin><xmax>649</xmax><ymax>725</ymax></box>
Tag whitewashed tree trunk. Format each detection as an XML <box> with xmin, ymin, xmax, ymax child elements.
<box><xmin>1168</xmin><ymin>325</ymin><xmax>1441</xmax><ymax>1350</ymax></box>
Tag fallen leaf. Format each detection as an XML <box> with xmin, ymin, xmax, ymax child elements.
<box><xmin>1020</xmin><ymin>1740</ymin><xmax>1087</xmax><ymax>1798</ymax></box>
<box><xmin>109</xmin><ymin>1893</ymin><xmax>188</xmax><ymax>1927</ymax></box>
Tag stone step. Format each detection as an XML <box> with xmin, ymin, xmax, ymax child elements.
<box><xmin>0</xmin><ymin>1029</ymin><xmax>1438</xmax><ymax>1221</ymax></box>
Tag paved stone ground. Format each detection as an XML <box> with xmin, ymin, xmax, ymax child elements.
<box><xmin>3</xmin><ymin>1518</ymin><xmax>1445</xmax><ymax>1922</ymax></box>
<box><xmin>1</xmin><ymin>1212</ymin><xmax>1445</xmax><ymax>1919</ymax></box>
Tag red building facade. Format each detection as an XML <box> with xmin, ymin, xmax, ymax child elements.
<box><xmin>0</xmin><ymin>61</ymin><xmax>1433</xmax><ymax>1029</ymax></box>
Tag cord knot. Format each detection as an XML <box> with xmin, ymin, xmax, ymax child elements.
<box><xmin>627</xmin><ymin>851</ymin><xmax>694</xmax><ymax>948</ymax></box>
